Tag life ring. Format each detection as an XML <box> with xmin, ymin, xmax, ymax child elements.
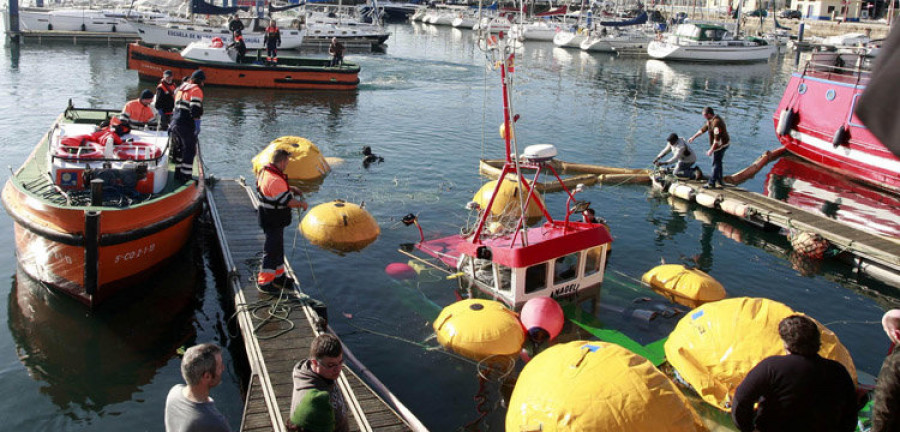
<box><xmin>776</xmin><ymin>108</ymin><xmax>795</xmax><ymax>136</ymax></box>
<box><xmin>115</xmin><ymin>142</ymin><xmax>162</xmax><ymax>160</ymax></box>
<box><xmin>832</xmin><ymin>125</ymin><xmax>848</xmax><ymax>147</ymax></box>
<box><xmin>56</xmin><ymin>138</ymin><xmax>104</xmax><ymax>159</ymax></box>
<box><xmin>211</xmin><ymin>37</ymin><xmax>224</xmax><ymax>48</ymax></box>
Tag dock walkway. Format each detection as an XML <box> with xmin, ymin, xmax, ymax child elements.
<box><xmin>206</xmin><ymin>177</ymin><xmax>416</xmax><ymax>432</ymax></box>
<box><xmin>662</xmin><ymin>178</ymin><xmax>900</xmax><ymax>284</ymax></box>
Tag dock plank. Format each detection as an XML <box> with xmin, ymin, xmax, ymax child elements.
<box><xmin>207</xmin><ymin>179</ymin><xmax>416</xmax><ymax>432</ymax></box>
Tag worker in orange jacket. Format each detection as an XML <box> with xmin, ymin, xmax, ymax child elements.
<box><xmin>169</xmin><ymin>69</ymin><xmax>205</xmax><ymax>181</ymax></box>
<box><xmin>256</xmin><ymin>149</ymin><xmax>308</xmax><ymax>293</ymax></box>
<box><xmin>121</xmin><ymin>89</ymin><xmax>157</xmax><ymax>128</ymax></box>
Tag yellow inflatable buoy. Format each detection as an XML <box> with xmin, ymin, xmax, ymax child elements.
<box><xmin>642</xmin><ymin>264</ymin><xmax>726</xmax><ymax>308</ymax></box>
<box><xmin>300</xmin><ymin>200</ymin><xmax>379</xmax><ymax>253</ymax></box>
<box><xmin>664</xmin><ymin>297</ymin><xmax>857</xmax><ymax>412</ymax></box>
<box><xmin>507</xmin><ymin>341</ymin><xmax>707</xmax><ymax>432</ymax></box>
<box><xmin>433</xmin><ymin>299</ymin><xmax>524</xmax><ymax>361</ymax></box>
<box><xmin>251</xmin><ymin>136</ymin><xmax>331</xmax><ymax>182</ymax></box>
<box><xmin>499</xmin><ymin>122</ymin><xmax>515</xmax><ymax>141</ymax></box>
<box><xmin>473</xmin><ymin>179</ymin><xmax>544</xmax><ymax>227</ymax></box>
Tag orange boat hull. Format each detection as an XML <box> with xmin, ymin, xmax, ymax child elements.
<box><xmin>127</xmin><ymin>43</ymin><xmax>360</xmax><ymax>90</ymax></box>
<box><xmin>2</xmin><ymin>177</ymin><xmax>202</xmax><ymax>307</ymax></box>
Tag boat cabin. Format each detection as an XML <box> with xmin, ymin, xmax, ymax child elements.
<box><xmin>456</xmin><ymin>227</ymin><xmax>611</xmax><ymax>310</ymax></box>
<box><xmin>48</xmin><ymin>111</ymin><xmax>170</xmax><ymax>200</ymax></box>
<box><xmin>673</xmin><ymin>23</ymin><xmax>729</xmax><ymax>42</ymax></box>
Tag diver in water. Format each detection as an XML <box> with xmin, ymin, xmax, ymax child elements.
<box><xmin>362</xmin><ymin>146</ymin><xmax>384</xmax><ymax>168</ymax></box>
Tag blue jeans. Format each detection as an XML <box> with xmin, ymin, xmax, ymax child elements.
<box><xmin>674</xmin><ymin>161</ymin><xmax>694</xmax><ymax>178</ymax></box>
<box><xmin>708</xmin><ymin>146</ymin><xmax>727</xmax><ymax>186</ymax></box>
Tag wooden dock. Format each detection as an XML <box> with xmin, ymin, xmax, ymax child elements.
<box><xmin>660</xmin><ymin>178</ymin><xmax>900</xmax><ymax>286</ymax></box>
<box><xmin>206</xmin><ymin>177</ymin><xmax>420</xmax><ymax>432</ymax></box>
<box><xmin>8</xmin><ymin>30</ymin><xmax>139</xmax><ymax>45</ymax></box>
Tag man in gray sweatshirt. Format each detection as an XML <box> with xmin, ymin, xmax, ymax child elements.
<box><xmin>289</xmin><ymin>334</ymin><xmax>349</xmax><ymax>432</ymax></box>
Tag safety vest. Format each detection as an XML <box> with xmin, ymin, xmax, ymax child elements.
<box><xmin>257</xmin><ymin>164</ymin><xmax>293</xmax><ymax>228</ymax></box>
<box><xmin>121</xmin><ymin>100</ymin><xmax>155</xmax><ymax>125</ymax></box>
<box><xmin>174</xmin><ymin>83</ymin><xmax>204</xmax><ymax>119</ymax></box>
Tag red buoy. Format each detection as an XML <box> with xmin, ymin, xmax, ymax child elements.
<box><xmin>385</xmin><ymin>262</ymin><xmax>417</xmax><ymax>280</ymax></box>
<box><xmin>520</xmin><ymin>297</ymin><xmax>564</xmax><ymax>342</ymax></box>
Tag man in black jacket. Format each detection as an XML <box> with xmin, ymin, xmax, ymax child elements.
<box><xmin>731</xmin><ymin>315</ymin><xmax>857</xmax><ymax>432</ymax></box>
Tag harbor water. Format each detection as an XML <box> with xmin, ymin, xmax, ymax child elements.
<box><xmin>1</xmin><ymin>22</ymin><xmax>897</xmax><ymax>431</ymax></box>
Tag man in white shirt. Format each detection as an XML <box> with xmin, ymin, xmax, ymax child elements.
<box><xmin>653</xmin><ymin>133</ymin><xmax>700</xmax><ymax>179</ymax></box>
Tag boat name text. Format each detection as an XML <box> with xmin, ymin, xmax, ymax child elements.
<box><xmin>115</xmin><ymin>243</ymin><xmax>156</xmax><ymax>263</ymax></box>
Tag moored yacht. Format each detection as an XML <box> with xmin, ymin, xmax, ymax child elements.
<box><xmin>647</xmin><ymin>23</ymin><xmax>776</xmax><ymax>62</ymax></box>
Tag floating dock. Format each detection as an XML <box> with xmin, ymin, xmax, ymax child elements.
<box><xmin>7</xmin><ymin>30</ymin><xmax>139</xmax><ymax>44</ymax></box>
<box><xmin>206</xmin><ymin>177</ymin><xmax>421</xmax><ymax>432</ymax></box>
<box><xmin>659</xmin><ymin>177</ymin><xmax>900</xmax><ymax>287</ymax></box>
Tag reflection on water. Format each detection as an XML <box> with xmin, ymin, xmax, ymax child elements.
<box><xmin>644</xmin><ymin>59</ymin><xmax>775</xmax><ymax>101</ymax></box>
<box><xmin>7</xmin><ymin>246</ymin><xmax>201</xmax><ymax>411</ymax></box>
<box><xmin>765</xmin><ymin>155</ymin><xmax>900</xmax><ymax>239</ymax></box>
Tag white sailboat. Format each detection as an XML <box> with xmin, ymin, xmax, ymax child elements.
<box><xmin>646</xmin><ymin>23</ymin><xmax>776</xmax><ymax>62</ymax></box>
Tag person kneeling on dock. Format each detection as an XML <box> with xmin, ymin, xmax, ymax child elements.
<box><xmin>289</xmin><ymin>334</ymin><xmax>349</xmax><ymax>432</ymax></box>
<box><xmin>257</xmin><ymin>149</ymin><xmax>308</xmax><ymax>294</ymax></box>
<box><xmin>653</xmin><ymin>133</ymin><xmax>701</xmax><ymax>180</ymax></box>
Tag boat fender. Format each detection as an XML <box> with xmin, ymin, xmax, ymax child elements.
<box><xmin>789</xmin><ymin>230</ymin><xmax>829</xmax><ymax>260</ymax></box>
<box><xmin>832</xmin><ymin>125</ymin><xmax>848</xmax><ymax>147</ymax></box>
<box><xmin>720</xmin><ymin>199</ymin><xmax>749</xmax><ymax>219</ymax></box>
<box><xmin>48</xmin><ymin>23</ymin><xmax>53</xmax><ymax>31</ymax></box>
<box><xmin>520</xmin><ymin>297</ymin><xmax>564</xmax><ymax>343</ymax></box>
<box><xmin>672</xmin><ymin>184</ymin><xmax>695</xmax><ymax>201</ymax></box>
<box><xmin>776</xmin><ymin>108</ymin><xmax>795</xmax><ymax>136</ymax></box>
<box><xmin>111</xmin><ymin>24</ymin><xmax>116</xmax><ymax>33</ymax></box>
<box><xmin>81</xmin><ymin>23</ymin><xmax>86</xmax><ymax>32</ymax></box>
<box><xmin>695</xmin><ymin>191</ymin><xmax>721</xmax><ymax>209</ymax></box>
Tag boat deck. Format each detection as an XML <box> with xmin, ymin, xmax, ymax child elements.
<box><xmin>206</xmin><ymin>178</ymin><xmax>417</xmax><ymax>432</ymax></box>
<box><xmin>664</xmin><ymin>178</ymin><xmax>900</xmax><ymax>285</ymax></box>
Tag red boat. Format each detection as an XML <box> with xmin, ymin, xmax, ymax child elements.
<box><xmin>403</xmin><ymin>33</ymin><xmax>613</xmax><ymax>310</ymax></box>
<box><xmin>773</xmin><ymin>51</ymin><xmax>900</xmax><ymax>195</ymax></box>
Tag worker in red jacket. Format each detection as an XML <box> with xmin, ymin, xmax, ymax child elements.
<box><xmin>121</xmin><ymin>89</ymin><xmax>157</xmax><ymax>128</ymax></box>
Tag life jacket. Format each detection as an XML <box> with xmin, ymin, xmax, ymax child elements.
<box><xmin>155</xmin><ymin>80</ymin><xmax>177</xmax><ymax>113</ymax></box>
<box><xmin>121</xmin><ymin>99</ymin><xmax>155</xmax><ymax>125</ymax></box>
<box><xmin>256</xmin><ymin>164</ymin><xmax>293</xmax><ymax>228</ymax></box>
<box><xmin>174</xmin><ymin>83</ymin><xmax>204</xmax><ymax>119</ymax></box>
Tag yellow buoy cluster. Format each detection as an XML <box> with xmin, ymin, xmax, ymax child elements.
<box><xmin>664</xmin><ymin>297</ymin><xmax>857</xmax><ymax>411</ymax></box>
<box><xmin>472</xmin><ymin>179</ymin><xmax>544</xmax><ymax>227</ymax></box>
<box><xmin>252</xmin><ymin>136</ymin><xmax>331</xmax><ymax>182</ymax></box>
<box><xmin>300</xmin><ymin>200</ymin><xmax>380</xmax><ymax>253</ymax></box>
<box><xmin>506</xmin><ymin>341</ymin><xmax>707</xmax><ymax>431</ymax></box>
<box><xmin>642</xmin><ymin>264</ymin><xmax>726</xmax><ymax>308</ymax></box>
<box><xmin>433</xmin><ymin>299</ymin><xmax>524</xmax><ymax>361</ymax></box>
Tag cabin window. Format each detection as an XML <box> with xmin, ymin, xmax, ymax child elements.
<box><xmin>553</xmin><ymin>253</ymin><xmax>579</xmax><ymax>284</ymax></box>
<box><xmin>496</xmin><ymin>265</ymin><xmax>511</xmax><ymax>292</ymax></box>
<box><xmin>524</xmin><ymin>263</ymin><xmax>547</xmax><ymax>294</ymax></box>
<box><xmin>584</xmin><ymin>246</ymin><xmax>604</xmax><ymax>277</ymax></box>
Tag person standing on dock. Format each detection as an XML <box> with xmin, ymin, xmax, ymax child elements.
<box><xmin>121</xmin><ymin>89</ymin><xmax>158</xmax><ymax>128</ymax></box>
<box><xmin>328</xmin><ymin>37</ymin><xmax>344</xmax><ymax>67</ymax></box>
<box><xmin>164</xmin><ymin>343</ymin><xmax>232</xmax><ymax>432</ymax></box>
<box><xmin>264</xmin><ymin>20</ymin><xmax>281</xmax><ymax>66</ymax></box>
<box><xmin>256</xmin><ymin>149</ymin><xmax>308</xmax><ymax>293</ymax></box>
<box><xmin>731</xmin><ymin>315</ymin><xmax>857</xmax><ymax>432</ymax></box>
<box><xmin>169</xmin><ymin>69</ymin><xmax>205</xmax><ymax>182</ymax></box>
<box><xmin>289</xmin><ymin>334</ymin><xmax>349</xmax><ymax>432</ymax></box>
<box><xmin>155</xmin><ymin>70</ymin><xmax>177</xmax><ymax>130</ymax></box>
<box><xmin>872</xmin><ymin>309</ymin><xmax>900</xmax><ymax>432</ymax></box>
<box><xmin>688</xmin><ymin>107</ymin><xmax>729</xmax><ymax>189</ymax></box>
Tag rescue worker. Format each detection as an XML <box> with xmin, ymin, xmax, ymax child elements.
<box><xmin>328</xmin><ymin>37</ymin><xmax>344</xmax><ymax>67</ymax></box>
<box><xmin>228</xmin><ymin>14</ymin><xmax>244</xmax><ymax>38</ymax></box>
<box><xmin>169</xmin><ymin>69</ymin><xmax>205</xmax><ymax>182</ymax></box>
<box><xmin>121</xmin><ymin>89</ymin><xmax>157</xmax><ymax>128</ymax></box>
<box><xmin>257</xmin><ymin>149</ymin><xmax>308</xmax><ymax>293</ymax></box>
<box><xmin>263</xmin><ymin>20</ymin><xmax>281</xmax><ymax>66</ymax></box>
<box><xmin>154</xmin><ymin>70</ymin><xmax>177</xmax><ymax>130</ymax></box>
<box><xmin>227</xmin><ymin>34</ymin><xmax>247</xmax><ymax>63</ymax></box>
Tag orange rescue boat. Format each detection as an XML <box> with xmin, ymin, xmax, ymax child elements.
<box><xmin>1</xmin><ymin>103</ymin><xmax>204</xmax><ymax>307</ymax></box>
<box><xmin>127</xmin><ymin>40</ymin><xmax>360</xmax><ymax>91</ymax></box>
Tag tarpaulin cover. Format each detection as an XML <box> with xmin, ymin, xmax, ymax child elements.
<box><xmin>507</xmin><ymin>341</ymin><xmax>707</xmax><ymax>431</ymax></box>
<box><xmin>664</xmin><ymin>297</ymin><xmax>857</xmax><ymax>411</ymax></box>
